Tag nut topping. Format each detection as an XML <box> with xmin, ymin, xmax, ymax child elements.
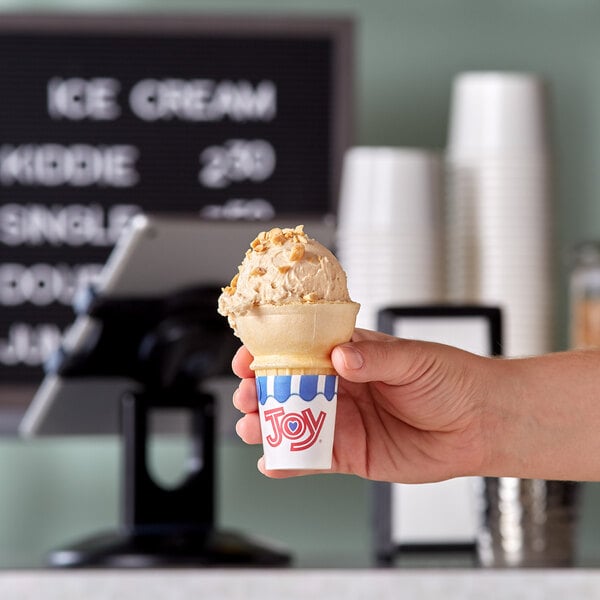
<box><xmin>289</xmin><ymin>243</ymin><xmax>305</xmax><ymax>261</ymax></box>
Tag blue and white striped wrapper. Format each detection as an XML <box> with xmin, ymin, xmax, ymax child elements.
<box><xmin>255</xmin><ymin>374</ymin><xmax>338</xmax><ymax>470</ymax></box>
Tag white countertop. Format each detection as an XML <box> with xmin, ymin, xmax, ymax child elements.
<box><xmin>2</xmin><ymin>569</ymin><xmax>600</xmax><ymax>600</ymax></box>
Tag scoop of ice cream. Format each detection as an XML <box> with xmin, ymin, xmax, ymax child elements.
<box><xmin>218</xmin><ymin>225</ymin><xmax>352</xmax><ymax>332</ymax></box>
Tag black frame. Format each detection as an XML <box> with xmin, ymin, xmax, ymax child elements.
<box><xmin>373</xmin><ymin>305</ymin><xmax>502</xmax><ymax>563</ymax></box>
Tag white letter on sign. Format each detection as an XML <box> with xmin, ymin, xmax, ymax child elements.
<box><xmin>47</xmin><ymin>77</ymin><xmax>121</xmax><ymax>120</ymax></box>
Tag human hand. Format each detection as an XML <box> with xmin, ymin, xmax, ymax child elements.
<box><xmin>232</xmin><ymin>328</ymin><xmax>500</xmax><ymax>483</ymax></box>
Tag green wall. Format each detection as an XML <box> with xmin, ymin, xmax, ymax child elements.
<box><xmin>2</xmin><ymin>0</ymin><xmax>600</xmax><ymax>568</ymax></box>
<box><xmin>0</xmin><ymin>437</ymin><xmax>372</xmax><ymax>568</ymax></box>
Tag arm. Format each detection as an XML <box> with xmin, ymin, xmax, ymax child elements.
<box><xmin>485</xmin><ymin>349</ymin><xmax>600</xmax><ymax>481</ymax></box>
<box><xmin>233</xmin><ymin>329</ymin><xmax>600</xmax><ymax>482</ymax></box>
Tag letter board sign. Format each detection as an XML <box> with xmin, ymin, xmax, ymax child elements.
<box><xmin>0</xmin><ymin>14</ymin><xmax>352</xmax><ymax>403</ymax></box>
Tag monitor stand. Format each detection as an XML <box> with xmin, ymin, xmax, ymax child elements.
<box><xmin>47</xmin><ymin>388</ymin><xmax>290</xmax><ymax>568</ymax></box>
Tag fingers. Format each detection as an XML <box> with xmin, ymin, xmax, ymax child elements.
<box><xmin>235</xmin><ymin>412</ymin><xmax>262</xmax><ymax>444</ymax></box>
<box><xmin>233</xmin><ymin>377</ymin><xmax>258</xmax><ymax>414</ymax></box>
<box><xmin>232</xmin><ymin>345</ymin><xmax>254</xmax><ymax>379</ymax></box>
<box><xmin>332</xmin><ymin>337</ymin><xmax>434</xmax><ymax>386</ymax></box>
<box><xmin>233</xmin><ymin>375</ymin><xmax>261</xmax><ymax>445</ymax></box>
<box><xmin>232</xmin><ymin>341</ymin><xmax>262</xmax><ymax>447</ymax></box>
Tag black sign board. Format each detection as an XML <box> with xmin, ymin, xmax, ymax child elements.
<box><xmin>0</xmin><ymin>14</ymin><xmax>353</xmax><ymax>410</ymax></box>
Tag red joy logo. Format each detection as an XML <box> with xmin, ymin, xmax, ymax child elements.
<box><xmin>263</xmin><ymin>407</ymin><xmax>326</xmax><ymax>451</ymax></box>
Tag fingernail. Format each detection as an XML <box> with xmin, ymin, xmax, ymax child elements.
<box><xmin>339</xmin><ymin>345</ymin><xmax>364</xmax><ymax>370</ymax></box>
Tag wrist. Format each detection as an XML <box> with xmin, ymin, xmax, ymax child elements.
<box><xmin>479</xmin><ymin>351</ymin><xmax>599</xmax><ymax>481</ymax></box>
<box><xmin>477</xmin><ymin>356</ymin><xmax>532</xmax><ymax>478</ymax></box>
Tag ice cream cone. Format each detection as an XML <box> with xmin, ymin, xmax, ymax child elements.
<box><xmin>218</xmin><ymin>225</ymin><xmax>360</xmax><ymax>469</ymax></box>
<box><xmin>235</xmin><ymin>302</ymin><xmax>360</xmax><ymax>375</ymax></box>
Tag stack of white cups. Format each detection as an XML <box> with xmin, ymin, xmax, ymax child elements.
<box><xmin>446</xmin><ymin>72</ymin><xmax>555</xmax><ymax>357</ymax></box>
<box><xmin>337</xmin><ymin>147</ymin><xmax>444</xmax><ymax>330</ymax></box>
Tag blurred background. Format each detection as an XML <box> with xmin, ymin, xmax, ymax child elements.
<box><xmin>1</xmin><ymin>0</ymin><xmax>600</xmax><ymax>569</ymax></box>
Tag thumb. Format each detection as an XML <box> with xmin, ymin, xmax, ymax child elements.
<box><xmin>331</xmin><ymin>338</ymin><xmax>428</xmax><ymax>386</ymax></box>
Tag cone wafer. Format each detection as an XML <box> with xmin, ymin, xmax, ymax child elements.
<box><xmin>255</xmin><ymin>368</ymin><xmax>338</xmax><ymax>376</ymax></box>
<box><xmin>235</xmin><ymin>302</ymin><xmax>360</xmax><ymax>375</ymax></box>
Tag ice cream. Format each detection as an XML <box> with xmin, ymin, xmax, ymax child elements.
<box><xmin>218</xmin><ymin>225</ymin><xmax>359</xmax><ymax>469</ymax></box>
<box><xmin>218</xmin><ymin>225</ymin><xmax>353</xmax><ymax>331</ymax></box>
<box><xmin>218</xmin><ymin>225</ymin><xmax>359</xmax><ymax>373</ymax></box>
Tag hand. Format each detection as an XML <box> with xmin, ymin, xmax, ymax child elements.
<box><xmin>232</xmin><ymin>328</ymin><xmax>498</xmax><ymax>482</ymax></box>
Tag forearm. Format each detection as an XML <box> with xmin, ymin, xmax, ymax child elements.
<box><xmin>482</xmin><ymin>349</ymin><xmax>600</xmax><ymax>481</ymax></box>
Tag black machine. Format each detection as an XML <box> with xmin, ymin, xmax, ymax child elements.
<box><xmin>45</xmin><ymin>284</ymin><xmax>289</xmax><ymax>568</ymax></box>
<box><xmin>24</xmin><ymin>216</ymin><xmax>296</xmax><ymax>567</ymax></box>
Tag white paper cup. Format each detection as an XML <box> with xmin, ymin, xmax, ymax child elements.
<box><xmin>338</xmin><ymin>146</ymin><xmax>442</xmax><ymax>234</ymax></box>
<box><xmin>255</xmin><ymin>374</ymin><xmax>338</xmax><ymax>470</ymax></box>
<box><xmin>447</xmin><ymin>71</ymin><xmax>550</xmax><ymax>160</ymax></box>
